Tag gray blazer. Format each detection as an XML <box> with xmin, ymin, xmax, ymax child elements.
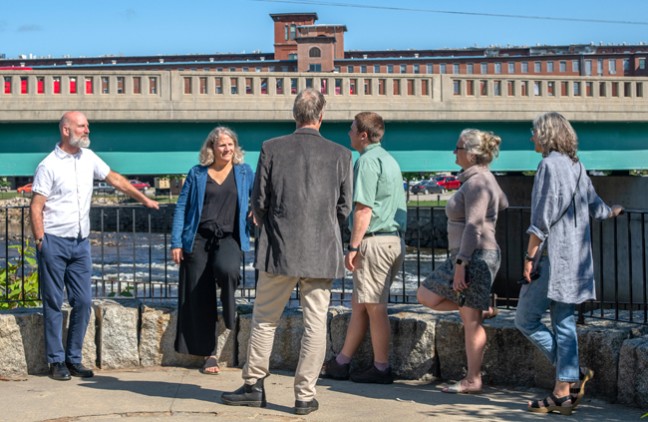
<box><xmin>252</xmin><ymin>128</ymin><xmax>353</xmax><ymax>279</ymax></box>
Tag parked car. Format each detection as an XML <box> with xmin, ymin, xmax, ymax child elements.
<box><xmin>129</xmin><ymin>179</ymin><xmax>150</xmax><ymax>191</ymax></box>
<box><xmin>434</xmin><ymin>175</ymin><xmax>461</xmax><ymax>190</ymax></box>
<box><xmin>0</xmin><ymin>185</ymin><xmax>9</xmax><ymax>192</ymax></box>
<box><xmin>17</xmin><ymin>183</ymin><xmax>32</xmax><ymax>194</ymax></box>
<box><xmin>93</xmin><ymin>181</ymin><xmax>115</xmax><ymax>194</ymax></box>
<box><xmin>410</xmin><ymin>180</ymin><xmax>444</xmax><ymax>195</ymax></box>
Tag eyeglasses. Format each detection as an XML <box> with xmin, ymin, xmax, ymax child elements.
<box><xmin>453</xmin><ymin>146</ymin><xmax>466</xmax><ymax>153</ymax></box>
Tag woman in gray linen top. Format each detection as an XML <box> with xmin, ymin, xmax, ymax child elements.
<box><xmin>418</xmin><ymin>129</ymin><xmax>508</xmax><ymax>394</ymax></box>
<box><xmin>516</xmin><ymin>112</ymin><xmax>624</xmax><ymax>416</ymax></box>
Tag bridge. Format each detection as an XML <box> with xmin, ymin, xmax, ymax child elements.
<box><xmin>1</xmin><ymin>69</ymin><xmax>648</xmax><ymax>176</ymax></box>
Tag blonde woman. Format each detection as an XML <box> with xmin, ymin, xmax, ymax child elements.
<box><xmin>417</xmin><ymin>129</ymin><xmax>508</xmax><ymax>394</ymax></box>
<box><xmin>171</xmin><ymin>126</ymin><xmax>254</xmax><ymax>374</ymax></box>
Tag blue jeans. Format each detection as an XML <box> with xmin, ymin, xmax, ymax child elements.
<box><xmin>514</xmin><ymin>257</ymin><xmax>580</xmax><ymax>383</ymax></box>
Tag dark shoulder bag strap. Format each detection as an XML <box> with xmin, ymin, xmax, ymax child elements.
<box><xmin>553</xmin><ymin>162</ymin><xmax>582</xmax><ymax>229</ymax></box>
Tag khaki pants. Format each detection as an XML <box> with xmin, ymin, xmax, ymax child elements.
<box><xmin>242</xmin><ymin>271</ymin><xmax>332</xmax><ymax>401</ymax></box>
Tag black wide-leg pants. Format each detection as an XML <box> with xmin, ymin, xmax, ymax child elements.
<box><xmin>175</xmin><ymin>232</ymin><xmax>241</xmax><ymax>356</ymax></box>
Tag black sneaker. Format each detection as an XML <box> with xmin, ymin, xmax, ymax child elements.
<box><xmin>49</xmin><ymin>362</ymin><xmax>71</xmax><ymax>381</ymax></box>
<box><xmin>321</xmin><ymin>357</ymin><xmax>350</xmax><ymax>380</ymax></box>
<box><xmin>221</xmin><ymin>377</ymin><xmax>267</xmax><ymax>408</ymax></box>
<box><xmin>350</xmin><ymin>365</ymin><xmax>394</xmax><ymax>384</ymax></box>
<box><xmin>66</xmin><ymin>362</ymin><xmax>94</xmax><ymax>378</ymax></box>
<box><xmin>295</xmin><ymin>398</ymin><xmax>319</xmax><ymax>415</ymax></box>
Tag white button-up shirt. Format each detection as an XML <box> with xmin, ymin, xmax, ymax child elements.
<box><xmin>32</xmin><ymin>144</ymin><xmax>110</xmax><ymax>238</ymax></box>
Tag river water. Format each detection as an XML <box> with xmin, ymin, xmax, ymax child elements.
<box><xmin>2</xmin><ymin>217</ymin><xmax>447</xmax><ymax>306</ymax></box>
<box><xmin>85</xmin><ymin>232</ymin><xmax>447</xmax><ymax>305</ymax></box>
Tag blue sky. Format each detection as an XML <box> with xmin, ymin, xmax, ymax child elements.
<box><xmin>2</xmin><ymin>0</ymin><xmax>648</xmax><ymax>59</ymax></box>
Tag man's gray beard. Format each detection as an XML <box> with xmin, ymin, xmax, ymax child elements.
<box><xmin>70</xmin><ymin>136</ymin><xmax>91</xmax><ymax>148</ymax></box>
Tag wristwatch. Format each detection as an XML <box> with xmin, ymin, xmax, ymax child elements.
<box><xmin>348</xmin><ymin>245</ymin><xmax>360</xmax><ymax>252</ymax></box>
<box><xmin>524</xmin><ymin>252</ymin><xmax>535</xmax><ymax>261</ymax></box>
<box><xmin>455</xmin><ymin>258</ymin><xmax>466</xmax><ymax>266</ymax></box>
<box><xmin>35</xmin><ymin>238</ymin><xmax>43</xmax><ymax>246</ymax></box>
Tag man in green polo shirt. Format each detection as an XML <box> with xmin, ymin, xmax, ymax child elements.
<box><xmin>322</xmin><ymin>112</ymin><xmax>406</xmax><ymax>384</ymax></box>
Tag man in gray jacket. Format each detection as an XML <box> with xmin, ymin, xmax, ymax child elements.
<box><xmin>221</xmin><ymin>88</ymin><xmax>353</xmax><ymax>415</ymax></box>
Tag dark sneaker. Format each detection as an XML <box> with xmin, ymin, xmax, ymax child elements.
<box><xmin>295</xmin><ymin>398</ymin><xmax>319</xmax><ymax>415</ymax></box>
<box><xmin>321</xmin><ymin>357</ymin><xmax>350</xmax><ymax>380</ymax></box>
<box><xmin>350</xmin><ymin>365</ymin><xmax>394</xmax><ymax>384</ymax></box>
<box><xmin>221</xmin><ymin>377</ymin><xmax>267</xmax><ymax>408</ymax></box>
<box><xmin>66</xmin><ymin>362</ymin><xmax>94</xmax><ymax>378</ymax></box>
<box><xmin>49</xmin><ymin>362</ymin><xmax>71</xmax><ymax>381</ymax></box>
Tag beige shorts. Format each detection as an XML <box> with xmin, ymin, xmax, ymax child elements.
<box><xmin>353</xmin><ymin>235</ymin><xmax>405</xmax><ymax>304</ymax></box>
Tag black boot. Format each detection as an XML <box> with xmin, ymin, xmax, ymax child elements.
<box><xmin>221</xmin><ymin>376</ymin><xmax>267</xmax><ymax>407</ymax></box>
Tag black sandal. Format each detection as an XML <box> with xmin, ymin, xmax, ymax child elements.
<box><xmin>570</xmin><ymin>367</ymin><xmax>594</xmax><ymax>409</ymax></box>
<box><xmin>528</xmin><ymin>393</ymin><xmax>573</xmax><ymax>415</ymax></box>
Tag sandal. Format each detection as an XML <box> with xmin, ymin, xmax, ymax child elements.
<box><xmin>442</xmin><ymin>379</ymin><xmax>482</xmax><ymax>394</ymax></box>
<box><xmin>570</xmin><ymin>367</ymin><xmax>594</xmax><ymax>408</ymax></box>
<box><xmin>200</xmin><ymin>356</ymin><xmax>220</xmax><ymax>375</ymax></box>
<box><xmin>528</xmin><ymin>393</ymin><xmax>573</xmax><ymax>415</ymax></box>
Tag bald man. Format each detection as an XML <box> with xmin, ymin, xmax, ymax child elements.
<box><xmin>30</xmin><ymin>111</ymin><xmax>159</xmax><ymax>380</ymax></box>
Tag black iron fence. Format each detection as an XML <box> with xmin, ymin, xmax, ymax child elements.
<box><xmin>2</xmin><ymin>204</ymin><xmax>647</xmax><ymax>325</ymax></box>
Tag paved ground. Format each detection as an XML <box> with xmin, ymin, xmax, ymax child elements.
<box><xmin>2</xmin><ymin>366</ymin><xmax>643</xmax><ymax>421</ymax></box>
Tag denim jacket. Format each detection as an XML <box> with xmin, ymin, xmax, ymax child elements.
<box><xmin>171</xmin><ymin>163</ymin><xmax>254</xmax><ymax>253</ymax></box>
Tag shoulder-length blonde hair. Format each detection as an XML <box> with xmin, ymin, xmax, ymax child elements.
<box><xmin>198</xmin><ymin>126</ymin><xmax>244</xmax><ymax>166</ymax></box>
<box><xmin>532</xmin><ymin>112</ymin><xmax>579</xmax><ymax>163</ymax></box>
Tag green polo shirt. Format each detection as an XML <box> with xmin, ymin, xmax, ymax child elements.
<box><xmin>350</xmin><ymin>142</ymin><xmax>407</xmax><ymax>233</ymax></box>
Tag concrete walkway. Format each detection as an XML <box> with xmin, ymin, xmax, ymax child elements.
<box><xmin>3</xmin><ymin>367</ymin><xmax>643</xmax><ymax>421</ymax></box>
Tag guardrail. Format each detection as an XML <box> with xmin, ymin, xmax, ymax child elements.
<box><xmin>2</xmin><ymin>204</ymin><xmax>647</xmax><ymax>325</ymax></box>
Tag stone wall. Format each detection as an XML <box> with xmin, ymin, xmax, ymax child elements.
<box><xmin>1</xmin><ymin>301</ymin><xmax>647</xmax><ymax>409</ymax></box>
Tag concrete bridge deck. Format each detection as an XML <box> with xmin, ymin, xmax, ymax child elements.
<box><xmin>2</xmin><ymin>70</ymin><xmax>647</xmax><ymax>175</ymax></box>
<box><xmin>2</xmin><ymin>70</ymin><xmax>647</xmax><ymax>122</ymax></box>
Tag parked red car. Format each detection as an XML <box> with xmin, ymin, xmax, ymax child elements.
<box><xmin>129</xmin><ymin>179</ymin><xmax>150</xmax><ymax>191</ymax></box>
<box><xmin>17</xmin><ymin>183</ymin><xmax>33</xmax><ymax>194</ymax></box>
<box><xmin>434</xmin><ymin>176</ymin><xmax>461</xmax><ymax>190</ymax></box>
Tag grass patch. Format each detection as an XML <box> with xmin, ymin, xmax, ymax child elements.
<box><xmin>408</xmin><ymin>199</ymin><xmax>447</xmax><ymax>207</ymax></box>
<box><xmin>0</xmin><ymin>192</ymin><xmax>19</xmax><ymax>200</ymax></box>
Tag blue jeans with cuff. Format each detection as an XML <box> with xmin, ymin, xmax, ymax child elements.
<box><xmin>514</xmin><ymin>256</ymin><xmax>580</xmax><ymax>383</ymax></box>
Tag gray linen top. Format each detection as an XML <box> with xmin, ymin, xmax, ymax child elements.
<box><xmin>527</xmin><ymin>152</ymin><xmax>612</xmax><ymax>304</ymax></box>
<box><xmin>446</xmin><ymin>165</ymin><xmax>509</xmax><ymax>263</ymax></box>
